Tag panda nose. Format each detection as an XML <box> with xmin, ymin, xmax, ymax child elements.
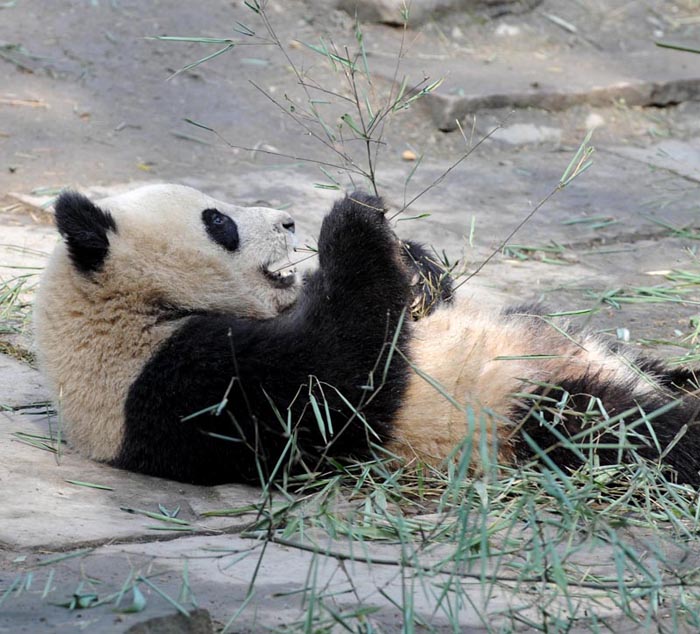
<box><xmin>282</xmin><ymin>219</ymin><xmax>295</xmax><ymax>233</ymax></box>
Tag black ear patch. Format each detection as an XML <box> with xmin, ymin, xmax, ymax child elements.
<box><xmin>202</xmin><ymin>208</ymin><xmax>239</xmax><ymax>252</ymax></box>
<box><xmin>54</xmin><ymin>191</ymin><xmax>117</xmax><ymax>274</ymax></box>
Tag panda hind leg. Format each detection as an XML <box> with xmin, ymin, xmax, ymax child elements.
<box><xmin>643</xmin><ymin>359</ymin><xmax>700</xmax><ymax>395</ymax></box>
<box><xmin>511</xmin><ymin>375</ymin><xmax>700</xmax><ymax>487</ymax></box>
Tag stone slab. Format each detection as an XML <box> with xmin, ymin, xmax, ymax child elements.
<box><xmin>3</xmin><ymin>136</ymin><xmax>700</xmax><ymax>553</ymax></box>
<box><xmin>609</xmin><ymin>137</ymin><xmax>700</xmax><ymax>183</ymax></box>
<box><xmin>392</xmin><ymin>47</ymin><xmax>700</xmax><ymax>131</ymax></box>
<box><xmin>2</xmin><ymin>527</ymin><xmax>697</xmax><ymax>633</ymax></box>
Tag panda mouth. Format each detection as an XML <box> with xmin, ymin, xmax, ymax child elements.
<box><xmin>261</xmin><ymin>260</ymin><xmax>297</xmax><ymax>289</ymax></box>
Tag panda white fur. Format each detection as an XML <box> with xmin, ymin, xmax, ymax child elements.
<box><xmin>33</xmin><ymin>184</ymin><xmax>700</xmax><ymax>485</ymax></box>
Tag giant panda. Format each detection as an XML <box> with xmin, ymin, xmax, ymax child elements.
<box><xmin>33</xmin><ymin>184</ymin><xmax>700</xmax><ymax>486</ymax></box>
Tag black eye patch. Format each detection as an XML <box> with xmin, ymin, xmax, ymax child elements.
<box><xmin>202</xmin><ymin>208</ymin><xmax>239</xmax><ymax>252</ymax></box>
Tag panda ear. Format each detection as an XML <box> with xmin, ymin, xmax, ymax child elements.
<box><xmin>54</xmin><ymin>191</ymin><xmax>118</xmax><ymax>274</ymax></box>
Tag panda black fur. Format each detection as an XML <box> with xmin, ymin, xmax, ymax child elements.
<box><xmin>33</xmin><ymin>185</ymin><xmax>700</xmax><ymax>486</ymax></box>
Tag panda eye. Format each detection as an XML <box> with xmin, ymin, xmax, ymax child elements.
<box><xmin>202</xmin><ymin>208</ymin><xmax>239</xmax><ymax>252</ymax></box>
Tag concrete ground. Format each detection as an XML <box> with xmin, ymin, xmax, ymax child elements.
<box><xmin>2</xmin><ymin>0</ymin><xmax>700</xmax><ymax>631</ymax></box>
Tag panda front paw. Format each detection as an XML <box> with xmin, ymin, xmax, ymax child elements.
<box><xmin>401</xmin><ymin>241</ymin><xmax>454</xmax><ymax>319</ymax></box>
<box><xmin>318</xmin><ymin>191</ymin><xmax>399</xmax><ymax>270</ymax></box>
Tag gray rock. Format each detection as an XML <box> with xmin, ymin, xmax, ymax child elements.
<box><xmin>335</xmin><ymin>0</ymin><xmax>542</xmax><ymax>27</ymax></box>
<box><xmin>491</xmin><ymin>122</ymin><xmax>562</xmax><ymax>145</ymax></box>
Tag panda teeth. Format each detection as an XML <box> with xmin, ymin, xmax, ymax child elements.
<box><xmin>262</xmin><ymin>262</ymin><xmax>297</xmax><ymax>288</ymax></box>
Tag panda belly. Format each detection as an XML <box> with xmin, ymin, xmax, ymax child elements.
<box><xmin>385</xmin><ymin>296</ymin><xmax>659</xmax><ymax>470</ymax></box>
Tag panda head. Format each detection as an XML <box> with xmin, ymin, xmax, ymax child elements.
<box><xmin>51</xmin><ymin>184</ymin><xmax>300</xmax><ymax>318</ymax></box>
